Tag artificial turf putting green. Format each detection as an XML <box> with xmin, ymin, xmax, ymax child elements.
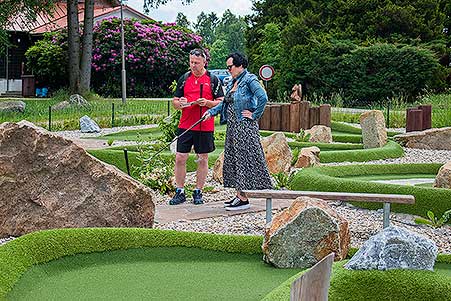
<box><xmin>341</xmin><ymin>173</ymin><xmax>436</xmax><ymax>181</ymax></box>
<box><xmin>8</xmin><ymin>247</ymin><xmax>303</xmax><ymax>301</ymax></box>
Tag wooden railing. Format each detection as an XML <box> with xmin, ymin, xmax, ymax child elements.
<box><xmin>241</xmin><ymin>189</ymin><xmax>415</xmax><ymax>227</ymax></box>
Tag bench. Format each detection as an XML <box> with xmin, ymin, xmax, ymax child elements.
<box><xmin>241</xmin><ymin>190</ymin><xmax>415</xmax><ymax>228</ymax></box>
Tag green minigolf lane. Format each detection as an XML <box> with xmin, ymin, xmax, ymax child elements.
<box><xmin>8</xmin><ymin>247</ymin><xmax>303</xmax><ymax>301</ymax></box>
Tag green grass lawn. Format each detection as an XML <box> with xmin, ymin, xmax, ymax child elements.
<box><xmin>7</xmin><ymin>248</ymin><xmax>302</xmax><ymax>301</ymax></box>
<box><xmin>342</xmin><ymin>173</ymin><xmax>436</xmax><ymax>181</ymax></box>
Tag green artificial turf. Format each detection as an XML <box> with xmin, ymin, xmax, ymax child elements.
<box><xmin>8</xmin><ymin>247</ymin><xmax>301</xmax><ymax>301</ymax></box>
<box><xmin>264</xmin><ymin>261</ymin><xmax>451</xmax><ymax>301</ymax></box>
<box><xmin>342</xmin><ymin>173</ymin><xmax>436</xmax><ymax>181</ymax></box>
<box><xmin>290</xmin><ymin>163</ymin><xmax>451</xmax><ymax>218</ymax></box>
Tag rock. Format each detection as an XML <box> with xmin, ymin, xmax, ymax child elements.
<box><xmin>306</xmin><ymin>125</ymin><xmax>332</xmax><ymax>143</ymax></box>
<box><xmin>261</xmin><ymin>132</ymin><xmax>292</xmax><ymax>174</ymax></box>
<box><xmin>345</xmin><ymin>226</ymin><xmax>437</xmax><ymax>271</ymax></box>
<box><xmin>434</xmin><ymin>161</ymin><xmax>451</xmax><ymax>188</ymax></box>
<box><xmin>80</xmin><ymin>115</ymin><xmax>101</xmax><ymax>133</ymax></box>
<box><xmin>213</xmin><ymin>152</ymin><xmax>224</xmax><ymax>184</ymax></box>
<box><xmin>0</xmin><ymin>121</ymin><xmax>155</xmax><ymax>237</ymax></box>
<box><xmin>394</xmin><ymin>127</ymin><xmax>451</xmax><ymax>150</ymax></box>
<box><xmin>294</xmin><ymin>146</ymin><xmax>321</xmax><ymax>168</ymax></box>
<box><xmin>0</xmin><ymin>101</ymin><xmax>26</xmax><ymax>113</ymax></box>
<box><xmin>262</xmin><ymin>197</ymin><xmax>350</xmax><ymax>268</ymax></box>
<box><xmin>360</xmin><ymin>110</ymin><xmax>387</xmax><ymax>149</ymax></box>
<box><xmin>69</xmin><ymin>94</ymin><xmax>89</xmax><ymax>107</ymax></box>
<box><xmin>290</xmin><ymin>84</ymin><xmax>302</xmax><ymax>102</ymax></box>
<box><xmin>52</xmin><ymin>101</ymin><xmax>71</xmax><ymax>111</ymax></box>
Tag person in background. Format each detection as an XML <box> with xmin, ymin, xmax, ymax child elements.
<box><xmin>169</xmin><ymin>48</ymin><xmax>224</xmax><ymax>205</ymax></box>
<box><xmin>204</xmin><ymin>52</ymin><xmax>272</xmax><ymax>211</ymax></box>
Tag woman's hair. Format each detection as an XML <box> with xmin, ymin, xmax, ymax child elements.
<box><xmin>227</xmin><ymin>52</ymin><xmax>248</xmax><ymax>69</ymax></box>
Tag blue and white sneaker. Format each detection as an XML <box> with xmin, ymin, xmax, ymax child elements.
<box><xmin>169</xmin><ymin>188</ymin><xmax>186</xmax><ymax>205</ymax></box>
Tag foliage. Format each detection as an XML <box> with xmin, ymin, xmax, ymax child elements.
<box><xmin>175</xmin><ymin>12</ymin><xmax>190</xmax><ymax>29</ymax></box>
<box><xmin>158</xmin><ymin>110</ymin><xmax>181</xmax><ymax>142</ymax></box>
<box><xmin>272</xmin><ymin>172</ymin><xmax>292</xmax><ymax>189</ymax></box>
<box><xmin>25</xmin><ymin>18</ymin><xmax>204</xmax><ymax>97</ymax></box>
<box><xmin>293</xmin><ymin>129</ymin><xmax>310</xmax><ymax>142</ymax></box>
<box><xmin>415</xmin><ymin>209</ymin><xmax>451</xmax><ymax>228</ymax></box>
<box><xmin>246</xmin><ymin>0</ymin><xmax>451</xmax><ymax>104</ymax></box>
<box><xmin>135</xmin><ymin>141</ymin><xmax>175</xmax><ymax>194</ymax></box>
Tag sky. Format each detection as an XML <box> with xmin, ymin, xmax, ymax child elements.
<box><xmin>126</xmin><ymin>0</ymin><xmax>254</xmax><ymax>24</ymax></box>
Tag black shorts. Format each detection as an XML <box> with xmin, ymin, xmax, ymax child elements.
<box><xmin>176</xmin><ymin>129</ymin><xmax>215</xmax><ymax>154</ymax></box>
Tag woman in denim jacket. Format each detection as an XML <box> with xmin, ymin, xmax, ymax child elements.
<box><xmin>204</xmin><ymin>52</ymin><xmax>273</xmax><ymax>211</ymax></box>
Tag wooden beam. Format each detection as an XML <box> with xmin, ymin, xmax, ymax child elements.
<box><xmin>241</xmin><ymin>189</ymin><xmax>415</xmax><ymax>204</ymax></box>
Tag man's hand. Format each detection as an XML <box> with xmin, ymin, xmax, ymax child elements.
<box><xmin>197</xmin><ymin>97</ymin><xmax>209</xmax><ymax>107</ymax></box>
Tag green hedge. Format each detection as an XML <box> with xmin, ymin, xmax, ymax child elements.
<box><xmin>290</xmin><ymin>163</ymin><xmax>451</xmax><ymax>217</ymax></box>
<box><xmin>0</xmin><ymin>228</ymin><xmax>263</xmax><ymax>299</ymax></box>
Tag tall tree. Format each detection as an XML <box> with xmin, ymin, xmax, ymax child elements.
<box><xmin>194</xmin><ymin>12</ymin><xmax>219</xmax><ymax>45</ymax></box>
<box><xmin>0</xmin><ymin>0</ymin><xmax>55</xmax><ymax>47</ymax></box>
<box><xmin>80</xmin><ymin>0</ymin><xmax>95</xmax><ymax>94</ymax></box>
<box><xmin>175</xmin><ymin>12</ymin><xmax>190</xmax><ymax>28</ymax></box>
<box><xmin>67</xmin><ymin>0</ymin><xmax>80</xmax><ymax>93</ymax></box>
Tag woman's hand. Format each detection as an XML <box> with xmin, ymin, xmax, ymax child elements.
<box><xmin>242</xmin><ymin>110</ymin><xmax>253</xmax><ymax>119</ymax></box>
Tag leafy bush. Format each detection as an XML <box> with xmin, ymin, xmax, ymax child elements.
<box><xmin>26</xmin><ymin>18</ymin><xmax>204</xmax><ymax>97</ymax></box>
<box><xmin>158</xmin><ymin>110</ymin><xmax>181</xmax><ymax>142</ymax></box>
<box><xmin>415</xmin><ymin>209</ymin><xmax>451</xmax><ymax>228</ymax></box>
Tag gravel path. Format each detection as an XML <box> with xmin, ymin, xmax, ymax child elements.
<box><xmin>2</xmin><ymin>125</ymin><xmax>450</xmax><ymax>254</ymax></box>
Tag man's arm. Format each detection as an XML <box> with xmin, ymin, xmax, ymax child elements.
<box><xmin>197</xmin><ymin>97</ymin><xmax>223</xmax><ymax>108</ymax></box>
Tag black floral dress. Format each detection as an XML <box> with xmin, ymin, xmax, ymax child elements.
<box><xmin>222</xmin><ymin>91</ymin><xmax>273</xmax><ymax>190</ymax></box>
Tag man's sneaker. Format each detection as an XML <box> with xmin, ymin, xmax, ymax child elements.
<box><xmin>193</xmin><ymin>189</ymin><xmax>203</xmax><ymax>205</ymax></box>
<box><xmin>225</xmin><ymin>198</ymin><xmax>250</xmax><ymax>211</ymax></box>
<box><xmin>169</xmin><ymin>189</ymin><xmax>186</xmax><ymax>205</ymax></box>
<box><xmin>224</xmin><ymin>197</ymin><xmax>239</xmax><ymax>207</ymax></box>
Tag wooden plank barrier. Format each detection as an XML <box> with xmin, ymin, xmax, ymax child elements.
<box><xmin>281</xmin><ymin>104</ymin><xmax>291</xmax><ymax>132</ymax></box>
<box><xmin>290</xmin><ymin>253</ymin><xmax>335</xmax><ymax>301</ymax></box>
<box><xmin>406</xmin><ymin>109</ymin><xmax>423</xmax><ymax>132</ymax></box>
<box><xmin>259</xmin><ymin>105</ymin><xmax>272</xmax><ymax>130</ymax></box>
<box><xmin>309</xmin><ymin>107</ymin><xmax>320</xmax><ymax>128</ymax></box>
<box><xmin>300</xmin><ymin>101</ymin><xmax>310</xmax><ymax>130</ymax></box>
<box><xmin>290</xmin><ymin>102</ymin><xmax>301</xmax><ymax>133</ymax></box>
<box><xmin>418</xmin><ymin>104</ymin><xmax>432</xmax><ymax>130</ymax></box>
<box><xmin>319</xmin><ymin>104</ymin><xmax>331</xmax><ymax>127</ymax></box>
<box><xmin>241</xmin><ymin>189</ymin><xmax>415</xmax><ymax>227</ymax></box>
<box><xmin>271</xmin><ymin>105</ymin><xmax>282</xmax><ymax>131</ymax></box>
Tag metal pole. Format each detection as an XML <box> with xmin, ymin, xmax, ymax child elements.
<box><xmin>48</xmin><ymin>106</ymin><xmax>52</xmax><ymax>131</ymax></box>
<box><xmin>386</xmin><ymin>99</ymin><xmax>390</xmax><ymax>128</ymax></box>
<box><xmin>383</xmin><ymin>202</ymin><xmax>390</xmax><ymax>228</ymax></box>
<box><xmin>265</xmin><ymin>198</ymin><xmax>272</xmax><ymax>224</ymax></box>
<box><xmin>5</xmin><ymin>46</ymin><xmax>9</xmax><ymax>92</ymax></box>
<box><xmin>167</xmin><ymin>100</ymin><xmax>170</xmax><ymax>116</ymax></box>
<box><xmin>111</xmin><ymin>103</ymin><xmax>115</xmax><ymax>128</ymax></box>
<box><xmin>120</xmin><ymin>1</ymin><xmax>127</xmax><ymax>104</ymax></box>
<box><xmin>123</xmin><ymin>148</ymin><xmax>130</xmax><ymax>175</ymax></box>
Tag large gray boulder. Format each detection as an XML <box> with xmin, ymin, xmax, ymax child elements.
<box><xmin>262</xmin><ymin>197</ymin><xmax>350</xmax><ymax>268</ymax></box>
<box><xmin>360</xmin><ymin>110</ymin><xmax>387</xmax><ymax>148</ymax></box>
<box><xmin>261</xmin><ymin>132</ymin><xmax>292</xmax><ymax>174</ymax></box>
<box><xmin>394</xmin><ymin>127</ymin><xmax>451</xmax><ymax>150</ymax></box>
<box><xmin>80</xmin><ymin>115</ymin><xmax>101</xmax><ymax>133</ymax></box>
<box><xmin>0</xmin><ymin>121</ymin><xmax>155</xmax><ymax>237</ymax></box>
<box><xmin>0</xmin><ymin>101</ymin><xmax>26</xmax><ymax>113</ymax></box>
<box><xmin>345</xmin><ymin>226</ymin><xmax>437</xmax><ymax>271</ymax></box>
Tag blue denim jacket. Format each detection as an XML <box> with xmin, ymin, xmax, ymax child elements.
<box><xmin>207</xmin><ymin>70</ymin><xmax>268</xmax><ymax>124</ymax></box>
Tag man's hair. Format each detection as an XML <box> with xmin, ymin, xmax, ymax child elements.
<box><xmin>190</xmin><ymin>48</ymin><xmax>207</xmax><ymax>60</ymax></box>
<box><xmin>227</xmin><ymin>52</ymin><xmax>248</xmax><ymax>69</ymax></box>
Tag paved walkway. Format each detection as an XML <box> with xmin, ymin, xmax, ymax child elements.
<box><xmin>155</xmin><ymin>198</ymin><xmax>293</xmax><ymax>224</ymax></box>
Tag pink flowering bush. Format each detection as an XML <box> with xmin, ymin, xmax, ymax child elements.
<box><xmin>26</xmin><ymin>18</ymin><xmax>204</xmax><ymax>97</ymax></box>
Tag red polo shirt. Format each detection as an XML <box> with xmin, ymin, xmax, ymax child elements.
<box><xmin>179</xmin><ymin>73</ymin><xmax>214</xmax><ymax>132</ymax></box>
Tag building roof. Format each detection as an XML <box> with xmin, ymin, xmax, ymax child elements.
<box><xmin>6</xmin><ymin>1</ymin><xmax>151</xmax><ymax>34</ymax></box>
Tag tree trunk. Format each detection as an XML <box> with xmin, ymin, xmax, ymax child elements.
<box><xmin>67</xmin><ymin>0</ymin><xmax>80</xmax><ymax>94</ymax></box>
<box><xmin>80</xmin><ymin>0</ymin><xmax>95</xmax><ymax>95</ymax></box>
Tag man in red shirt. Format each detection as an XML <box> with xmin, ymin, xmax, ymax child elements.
<box><xmin>170</xmin><ymin>48</ymin><xmax>224</xmax><ymax>205</ymax></box>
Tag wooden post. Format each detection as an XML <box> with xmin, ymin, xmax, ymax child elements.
<box><xmin>290</xmin><ymin>102</ymin><xmax>300</xmax><ymax>132</ymax></box>
<box><xmin>418</xmin><ymin>104</ymin><xmax>432</xmax><ymax>130</ymax></box>
<box><xmin>406</xmin><ymin>109</ymin><xmax>423</xmax><ymax>132</ymax></box>
<box><xmin>300</xmin><ymin>101</ymin><xmax>310</xmax><ymax>130</ymax></box>
<box><xmin>260</xmin><ymin>105</ymin><xmax>272</xmax><ymax>130</ymax></box>
<box><xmin>281</xmin><ymin>103</ymin><xmax>291</xmax><ymax>132</ymax></box>
<box><xmin>271</xmin><ymin>105</ymin><xmax>282</xmax><ymax>131</ymax></box>
<box><xmin>309</xmin><ymin>107</ymin><xmax>320</xmax><ymax>129</ymax></box>
<box><xmin>319</xmin><ymin>104</ymin><xmax>331</xmax><ymax>127</ymax></box>
<box><xmin>290</xmin><ymin>253</ymin><xmax>335</xmax><ymax>301</ymax></box>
